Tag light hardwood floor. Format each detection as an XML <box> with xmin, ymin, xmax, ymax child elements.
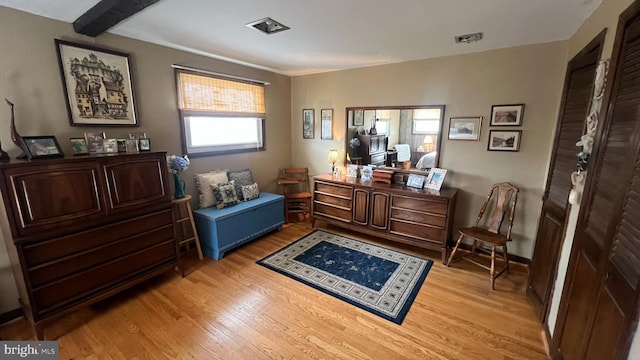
<box><xmin>0</xmin><ymin>222</ymin><xmax>547</xmax><ymax>359</ymax></box>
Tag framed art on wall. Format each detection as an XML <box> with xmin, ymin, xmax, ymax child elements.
<box><xmin>321</xmin><ymin>108</ymin><xmax>333</xmax><ymax>140</ymax></box>
<box><xmin>303</xmin><ymin>109</ymin><xmax>314</xmax><ymax>139</ymax></box>
<box><xmin>55</xmin><ymin>39</ymin><xmax>138</xmax><ymax>126</ymax></box>
<box><xmin>490</xmin><ymin>104</ymin><xmax>524</xmax><ymax>126</ymax></box>
<box><xmin>353</xmin><ymin>109</ymin><xmax>364</xmax><ymax>126</ymax></box>
<box><xmin>448</xmin><ymin>116</ymin><xmax>482</xmax><ymax>140</ymax></box>
<box><xmin>488</xmin><ymin>130</ymin><xmax>522</xmax><ymax>151</ymax></box>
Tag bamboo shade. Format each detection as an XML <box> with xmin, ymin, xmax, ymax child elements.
<box><xmin>178</xmin><ymin>72</ymin><xmax>265</xmax><ymax>114</ymax></box>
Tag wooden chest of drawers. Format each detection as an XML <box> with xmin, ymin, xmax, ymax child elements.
<box><xmin>312</xmin><ymin>174</ymin><xmax>457</xmax><ymax>262</ymax></box>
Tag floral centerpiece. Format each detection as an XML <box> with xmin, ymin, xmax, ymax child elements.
<box><xmin>167</xmin><ymin>154</ymin><xmax>190</xmax><ymax>199</ymax></box>
<box><xmin>349</xmin><ymin>137</ymin><xmax>360</xmax><ymax>159</ymax></box>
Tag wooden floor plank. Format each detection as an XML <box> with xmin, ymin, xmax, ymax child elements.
<box><xmin>0</xmin><ymin>222</ymin><xmax>547</xmax><ymax>359</ymax></box>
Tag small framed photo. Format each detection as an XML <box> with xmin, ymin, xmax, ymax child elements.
<box><xmin>406</xmin><ymin>174</ymin><xmax>426</xmax><ymax>189</ymax></box>
<box><xmin>139</xmin><ymin>138</ymin><xmax>151</xmax><ymax>151</ymax></box>
<box><xmin>125</xmin><ymin>139</ymin><xmax>139</xmax><ymax>153</ymax></box>
<box><xmin>21</xmin><ymin>136</ymin><xmax>64</xmax><ymax>159</ymax></box>
<box><xmin>448</xmin><ymin>116</ymin><xmax>482</xmax><ymax>141</ymax></box>
<box><xmin>103</xmin><ymin>139</ymin><xmax>118</xmax><ymax>153</ymax></box>
<box><xmin>84</xmin><ymin>132</ymin><xmax>106</xmax><ymax>153</ymax></box>
<box><xmin>490</xmin><ymin>104</ymin><xmax>524</xmax><ymax>126</ymax></box>
<box><xmin>353</xmin><ymin>109</ymin><xmax>364</xmax><ymax>126</ymax></box>
<box><xmin>69</xmin><ymin>137</ymin><xmax>89</xmax><ymax>155</ymax></box>
<box><xmin>360</xmin><ymin>165</ymin><xmax>373</xmax><ymax>181</ymax></box>
<box><xmin>425</xmin><ymin>168</ymin><xmax>447</xmax><ymax>191</ymax></box>
<box><xmin>488</xmin><ymin>130</ymin><xmax>522</xmax><ymax>152</ymax></box>
<box><xmin>346</xmin><ymin>164</ymin><xmax>358</xmax><ymax>178</ymax></box>
<box><xmin>129</xmin><ymin>132</ymin><xmax>147</xmax><ymax>140</ymax></box>
<box><xmin>321</xmin><ymin>108</ymin><xmax>333</xmax><ymax>140</ymax></box>
<box><xmin>302</xmin><ymin>109</ymin><xmax>314</xmax><ymax>139</ymax></box>
<box><xmin>117</xmin><ymin>139</ymin><xmax>127</xmax><ymax>152</ymax></box>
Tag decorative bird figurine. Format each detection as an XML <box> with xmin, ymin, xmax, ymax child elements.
<box><xmin>5</xmin><ymin>98</ymin><xmax>27</xmax><ymax>159</ymax></box>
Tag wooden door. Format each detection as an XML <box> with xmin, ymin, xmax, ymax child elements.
<box><xmin>553</xmin><ymin>3</ymin><xmax>640</xmax><ymax>359</ymax></box>
<box><xmin>369</xmin><ymin>192</ymin><xmax>390</xmax><ymax>230</ymax></box>
<box><xmin>353</xmin><ymin>188</ymin><xmax>369</xmax><ymax>225</ymax></box>
<box><xmin>527</xmin><ymin>31</ymin><xmax>605</xmax><ymax>322</ymax></box>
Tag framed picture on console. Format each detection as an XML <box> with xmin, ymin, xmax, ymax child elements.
<box><xmin>21</xmin><ymin>136</ymin><xmax>64</xmax><ymax>159</ymax></box>
<box><xmin>425</xmin><ymin>168</ymin><xmax>447</xmax><ymax>191</ymax></box>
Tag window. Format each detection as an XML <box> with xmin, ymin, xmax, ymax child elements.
<box><xmin>176</xmin><ymin>69</ymin><xmax>266</xmax><ymax>156</ymax></box>
<box><xmin>412</xmin><ymin>108</ymin><xmax>441</xmax><ymax>134</ymax></box>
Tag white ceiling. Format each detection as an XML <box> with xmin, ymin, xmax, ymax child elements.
<box><xmin>0</xmin><ymin>0</ymin><xmax>602</xmax><ymax>76</ymax></box>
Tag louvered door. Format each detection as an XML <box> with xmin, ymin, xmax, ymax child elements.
<box><xmin>527</xmin><ymin>31</ymin><xmax>604</xmax><ymax>322</ymax></box>
<box><xmin>554</xmin><ymin>3</ymin><xmax>640</xmax><ymax>359</ymax></box>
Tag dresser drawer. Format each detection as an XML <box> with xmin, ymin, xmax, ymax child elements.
<box><xmin>370</xmin><ymin>152</ymin><xmax>386</xmax><ymax>165</ymax></box>
<box><xmin>389</xmin><ymin>220</ymin><xmax>445</xmax><ymax>244</ymax></box>
<box><xmin>33</xmin><ymin>240</ymin><xmax>176</xmax><ymax>314</ymax></box>
<box><xmin>314</xmin><ymin>193</ymin><xmax>352</xmax><ymax>208</ymax></box>
<box><xmin>390</xmin><ymin>208</ymin><xmax>446</xmax><ymax>228</ymax></box>
<box><xmin>314</xmin><ymin>181</ymin><xmax>352</xmax><ymax>198</ymax></box>
<box><xmin>28</xmin><ymin>225</ymin><xmax>174</xmax><ymax>288</ymax></box>
<box><xmin>22</xmin><ymin>209</ymin><xmax>173</xmax><ymax>268</ymax></box>
<box><xmin>392</xmin><ymin>196</ymin><xmax>448</xmax><ymax>215</ymax></box>
<box><xmin>313</xmin><ymin>203</ymin><xmax>352</xmax><ymax>223</ymax></box>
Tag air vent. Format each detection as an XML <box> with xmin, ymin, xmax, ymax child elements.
<box><xmin>455</xmin><ymin>32</ymin><xmax>483</xmax><ymax>44</ymax></box>
<box><xmin>246</xmin><ymin>17</ymin><xmax>290</xmax><ymax>35</ymax></box>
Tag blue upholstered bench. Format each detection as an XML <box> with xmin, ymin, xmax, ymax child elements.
<box><xmin>193</xmin><ymin>192</ymin><xmax>284</xmax><ymax>260</ymax></box>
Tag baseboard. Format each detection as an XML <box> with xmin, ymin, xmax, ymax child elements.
<box><xmin>543</xmin><ymin>323</ymin><xmax>562</xmax><ymax>360</ymax></box>
<box><xmin>0</xmin><ymin>307</ymin><xmax>23</xmax><ymax>326</ymax></box>
<box><xmin>456</xmin><ymin>242</ymin><xmax>530</xmax><ymax>265</ymax></box>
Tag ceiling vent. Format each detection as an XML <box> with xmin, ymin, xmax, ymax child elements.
<box><xmin>246</xmin><ymin>17</ymin><xmax>290</xmax><ymax>35</ymax></box>
<box><xmin>455</xmin><ymin>32</ymin><xmax>483</xmax><ymax>44</ymax></box>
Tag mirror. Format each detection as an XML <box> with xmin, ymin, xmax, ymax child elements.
<box><xmin>345</xmin><ymin>105</ymin><xmax>445</xmax><ymax>171</ymax></box>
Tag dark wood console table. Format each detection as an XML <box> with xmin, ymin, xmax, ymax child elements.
<box><xmin>311</xmin><ymin>174</ymin><xmax>457</xmax><ymax>263</ymax></box>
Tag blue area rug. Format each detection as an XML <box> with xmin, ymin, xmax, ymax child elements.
<box><xmin>257</xmin><ymin>230</ymin><xmax>433</xmax><ymax>324</ymax></box>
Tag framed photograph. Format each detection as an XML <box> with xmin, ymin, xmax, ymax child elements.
<box><xmin>125</xmin><ymin>139</ymin><xmax>139</xmax><ymax>153</ymax></box>
<box><xmin>21</xmin><ymin>136</ymin><xmax>64</xmax><ymax>159</ymax></box>
<box><xmin>321</xmin><ymin>108</ymin><xmax>333</xmax><ymax>140</ymax></box>
<box><xmin>129</xmin><ymin>132</ymin><xmax>147</xmax><ymax>140</ymax></box>
<box><xmin>488</xmin><ymin>130</ymin><xmax>522</xmax><ymax>152</ymax></box>
<box><xmin>302</xmin><ymin>109</ymin><xmax>314</xmax><ymax>139</ymax></box>
<box><xmin>117</xmin><ymin>139</ymin><xmax>127</xmax><ymax>152</ymax></box>
<box><xmin>84</xmin><ymin>132</ymin><xmax>106</xmax><ymax>153</ymax></box>
<box><xmin>70</xmin><ymin>138</ymin><xmax>89</xmax><ymax>155</ymax></box>
<box><xmin>490</xmin><ymin>104</ymin><xmax>524</xmax><ymax>126</ymax></box>
<box><xmin>448</xmin><ymin>116</ymin><xmax>482</xmax><ymax>141</ymax></box>
<box><xmin>55</xmin><ymin>39</ymin><xmax>138</xmax><ymax>126</ymax></box>
<box><xmin>406</xmin><ymin>174</ymin><xmax>426</xmax><ymax>189</ymax></box>
<box><xmin>103</xmin><ymin>139</ymin><xmax>118</xmax><ymax>153</ymax></box>
<box><xmin>425</xmin><ymin>168</ymin><xmax>447</xmax><ymax>191</ymax></box>
<box><xmin>353</xmin><ymin>109</ymin><xmax>364</xmax><ymax>126</ymax></box>
<box><xmin>139</xmin><ymin>138</ymin><xmax>151</xmax><ymax>151</ymax></box>
<box><xmin>346</xmin><ymin>164</ymin><xmax>358</xmax><ymax>178</ymax></box>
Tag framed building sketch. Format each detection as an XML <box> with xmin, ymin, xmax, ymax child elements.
<box><xmin>321</xmin><ymin>108</ymin><xmax>333</xmax><ymax>140</ymax></box>
<box><xmin>55</xmin><ymin>39</ymin><xmax>138</xmax><ymax>126</ymax></box>
<box><xmin>488</xmin><ymin>130</ymin><xmax>522</xmax><ymax>151</ymax></box>
<box><xmin>490</xmin><ymin>104</ymin><xmax>524</xmax><ymax>126</ymax></box>
<box><xmin>303</xmin><ymin>109</ymin><xmax>314</xmax><ymax>139</ymax></box>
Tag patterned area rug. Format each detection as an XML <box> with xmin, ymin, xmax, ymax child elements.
<box><xmin>257</xmin><ymin>230</ymin><xmax>433</xmax><ymax>324</ymax></box>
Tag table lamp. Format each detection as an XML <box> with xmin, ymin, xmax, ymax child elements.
<box><xmin>328</xmin><ymin>148</ymin><xmax>339</xmax><ymax>175</ymax></box>
<box><xmin>423</xmin><ymin>136</ymin><xmax>435</xmax><ymax>153</ymax></box>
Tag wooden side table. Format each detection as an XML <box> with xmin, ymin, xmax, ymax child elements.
<box><xmin>172</xmin><ymin>195</ymin><xmax>203</xmax><ymax>261</ymax></box>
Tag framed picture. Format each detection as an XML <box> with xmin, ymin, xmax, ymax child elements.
<box><xmin>406</xmin><ymin>174</ymin><xmax>426</xmax><ymax>189</ymax></box>
<box><xmin>21</xmin><ymin>136</ymin><xmax>64</xmax><ymax>159</ymax></box>
<box><xmin>490</xmin><ymin>104</ymin><xmax>524</xmax><ymax>126</ymax></box>
<box><xmin>302</xmin><ymin>109</ymin><xmax>314</xmax><ymax>139</ymax></box>
<box><xmin>488</xmin><ymin>130</ymin><xmax>522</xmax><ymax>152</ymax></box>
<box><xmin>353</xmin><ymin>109</ymin><xmax>364</xmax><ymax>126</ymax></box>
<box><xmin>103</xmin><ymin>139</ymin><xmax>118</xmax><ymax>153</ymax></box>
<box><xmin>129</xmin><ymin>132</ymin><xmax>147</xmax><ymax>140</ymax></box>
<box><xmin>448</xmin><ymin>116</ymin><xmax>482</xmax><ymax>141</ymax></box>
<box><xmin>55</xmin><ymin>39</ymin><xmax>138</xmax><ymax>126</ymax></box>
<box><xmin>70</xmin><ymin>138</ymin><xmax>89</xmax><ymax>155</ymax></box>
<box><xmin>84</xmin><ymin>132</ymin><xmax>106</xmax><ymax>153</ymax></box>
<box><xmin>139</xmin><ymin>138</ymin><xmax>151</xmax><ymax>151</ymax></box>
<box><xmin>346</xmin><ymin>164</ymin><xmax>358</xmax><ymax>178</ymax></box>
<box><xmin>425</xmin><ymin>168</ymin><xmax>447</xmax><ymax>191</ymax></box>
<box><xmin>321</xmin><ymin>108</ymin><xmax>333</xmax><ymax>140</ymax></box>
<box><xmin>117</xmin><ymin>139</ymin><xmax>127</xmax><ymax>152</ymax></box>
<box><xmin>125</xmin><ymin>139</ymin><xmax>139</xmax><ymax>153</ymax></box>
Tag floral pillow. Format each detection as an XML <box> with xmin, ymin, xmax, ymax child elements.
<box><xmin>241</xmin><ymin>182</ymin><xmax>260</xmax><ymax>201</ymax></box>
<box><xmin>212</xmin><ymin>181</ymin><xmax>239</xmax><ymax>209</ymax></box>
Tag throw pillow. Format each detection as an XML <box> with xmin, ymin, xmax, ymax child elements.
<box><xmin>212</xmin><ymin>181</ymin><xmax>239</xmax><ymax>209</ymax></box>
<box><xmin>228</xmin><ymin>169</ymin><xmax>254</xmax><ymax>201</ymax></box>
<box><xmin>241</xmin><ymin>182</ymin><xmax>260</xmax><ymax>201</ymax></box>
<box><xmin>195</xmin><ymin>169</ymin><xmax>229</xmax><ymax>208</ymax></box>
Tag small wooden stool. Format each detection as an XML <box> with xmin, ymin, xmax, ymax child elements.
<box><xmin>172</xmin><ymin>194</ymin><xmax>203</xmax><ymax>261</ymax></box>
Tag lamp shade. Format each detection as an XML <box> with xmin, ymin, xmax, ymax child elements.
<box><xmin>328</xmin><ymin>148</ymin><xmax>339</xmax><ymax>163</ymax></box>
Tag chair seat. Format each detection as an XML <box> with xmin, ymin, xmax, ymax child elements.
<box><xmin>286</xmin><ymin>192</ymin><xmax>312</xmax><ymax>200</ymax></box>
<box><xmin>459</xmin><ymin>227</ymin><xmax>509</xmax><ymax>246</ymax></box>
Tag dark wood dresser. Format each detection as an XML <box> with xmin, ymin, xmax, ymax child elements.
<box><xmin>357</xmin><ymin>134</ymin><xmax>387</xmax><ymax>166</ymax></box>
<box><xmin>312</xmin><ymin>174</ymin><xmax>457</xmax><ymax>263</ymax></box>
<box><xmin>0</xmin><ymin>152</ymin><xmax>177</xmax><ymax>339</ymax></box>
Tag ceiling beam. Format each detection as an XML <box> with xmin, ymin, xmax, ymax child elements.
<box><xmin>73</xmin><ymin>0</ymin><xmax>160</xmax><ymax>37</ymax></box>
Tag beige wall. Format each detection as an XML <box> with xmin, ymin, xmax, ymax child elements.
<box><xmin>291</xmin><ymin>41</ymin><xmax>568</xmax><ymax>259</ymax></box>
<box><xmin>0</xmin><ymin>6</ymin><xmax>291</xmax><ymax>313</ymax></box>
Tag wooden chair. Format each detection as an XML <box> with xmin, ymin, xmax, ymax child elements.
<box><xmin>278</xmin><ymin>167</ymin><xmax>312</xmax><ymax>223</ymax></box>
<box><xmin>446</xmin><ymin>182</ymin><xmax>519</xmax><ymax>289</ymax></box>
